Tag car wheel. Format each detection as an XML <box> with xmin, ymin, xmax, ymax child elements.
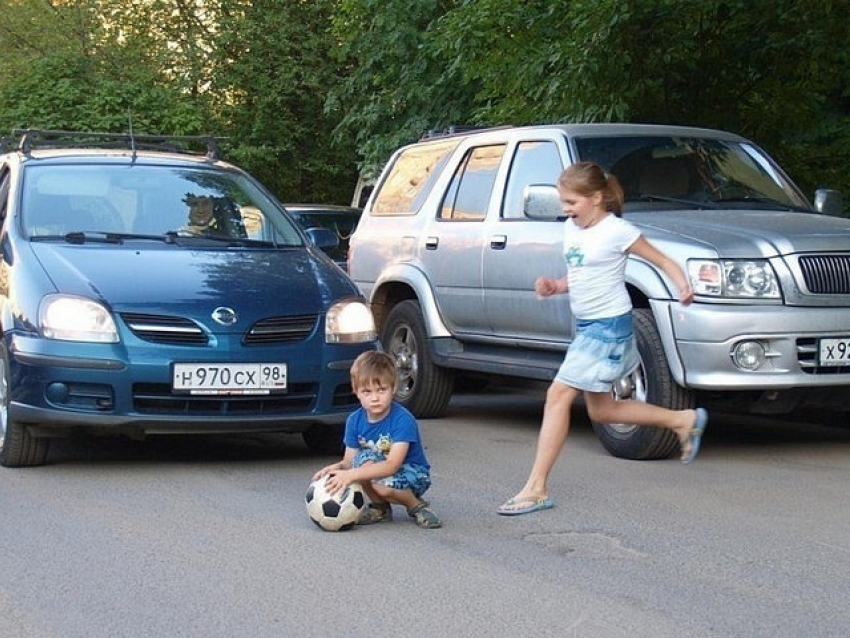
<box><xmin>0</xmin><ymin>344</ymin><xmax>49</xmax><ymax>467</ymax></box>
<box><xmin>591</xmin><ymin>308</ymin><xmax>694</xmax><ymax>460</ymax></box>
<box><xmin>302</xmin><ymin>423</ymin><xmax>345</xmax><ymax>455</ymax></box>
<box><xmin>381</xmin><ymin>299</ymin><xmax>453</xmax><ymax>418</ymax></box>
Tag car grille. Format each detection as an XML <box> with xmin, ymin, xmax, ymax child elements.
<box><xmin>122</xmin><ymin>313</ymin><xmax>208</xmax><ymax>345</ymax></box>
<box><xmin>132</xmin><ymin>382</ymin><xmax>317</xmax><ymax>414</ymax></box>
<box><xmin>798</xmin><ymin>255</ymin><xmax>850</xmax><ymax>294</ymax></box>
<box><xmin>121</xmin><ymin>313</ymin><xmax>319</xmax><ymax>345</ymax></box>
<box><xmin>796</xmin><ymin>338</ymin><xmax>850</xmax><ymax>374</ymax></box>
<box><xmin>244</xmin><ymin>315</ymin><xmax>318</xmax><ymax>344</ymax></box>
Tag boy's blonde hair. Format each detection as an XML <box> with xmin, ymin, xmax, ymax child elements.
<box><xmin>350</xmin><ymin>350</ymin><xmax>397</xmax><ymax>390</ymax></box>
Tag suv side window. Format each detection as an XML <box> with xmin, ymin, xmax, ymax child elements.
<box><xmin>502</xmin><ymin>140</ymin><xmax>563</xmax><ymax>219</ymax></box>
<box><xmin>371</xmin><ymin>139</ymin><xmax>459</xmax><ymax>216</ymax></box>
<box><xmin>439</xmin><ymin>144</ymin><xmax>505</xmax><ymax>221</ymax></box>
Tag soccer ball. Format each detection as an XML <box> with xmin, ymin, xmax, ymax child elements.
<box><xmin>305</xmin><ymin>476</ymin><xmax>366</xmax><ymax>531</ymax></box>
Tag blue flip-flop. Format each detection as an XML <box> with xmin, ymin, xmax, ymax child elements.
<box><xmin>682</xmin><ymin>407</ymin><xmax>708</xmax><ymax>464</ymax></box>
<box><xmin>497</xmin><ymin>496</ymin><xmax>555</xmax><ymax>516</ymax></box>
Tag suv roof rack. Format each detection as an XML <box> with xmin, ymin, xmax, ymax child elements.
<box><xmin>420</xmin><ymin>124</ymin><xmax>514</xmax><ymax>140</ymax></box>
<box><xmin>7</xmin><ymin>129</ymin><xmax>225</xmax><ymax>160</ymax></box>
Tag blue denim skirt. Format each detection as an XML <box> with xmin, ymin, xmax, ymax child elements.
<box><xmin>555</xmin><ymin>312</ymin><xmax>639</xmax><ymax>393</ymax></box>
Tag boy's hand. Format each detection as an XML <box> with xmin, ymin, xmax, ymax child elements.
<box><xmin>323</xmin><ymin>470</ymin><xmax>354</xmax><ymax>495</ymax></box>
<box><xmin>312</xmin><ymin>462</ymin><xmax>342</xmax><ymax>482</ymax></box>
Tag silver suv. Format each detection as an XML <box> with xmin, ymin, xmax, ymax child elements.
<box><xmin>349</xmin><ymin>123</ymin><xmax>850</xmax><ymax>459</ymax></box>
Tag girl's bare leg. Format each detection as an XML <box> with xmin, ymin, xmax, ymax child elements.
<box><xmin>583</xmin><ymin>392</ymin><xmax>702</xmax><ymax>459</ymax></box>
<box><xmin>500</xmin><ymin>381</ymin><xmax>579</xmax><ymax>510</ymax></box>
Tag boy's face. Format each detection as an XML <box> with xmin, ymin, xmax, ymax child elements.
<box><xmin>355</xmin><ymin>379</ymin><xmax>395</xmax><ymax>421</ymax></box>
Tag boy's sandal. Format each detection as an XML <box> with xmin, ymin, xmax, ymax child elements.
<box><xmin>358</xmin><ymin>502</ymin><xmax>392</xmax><ymax>525</ymax></box>
<box><xmin>407</xmin><ymin>501</ymin><xmax>442</xmax><ymax>529</ymax></box>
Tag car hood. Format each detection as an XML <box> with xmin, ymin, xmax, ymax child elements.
<box><xmin>29</xmin><ymin>243</ymin><xmax>359</xmax><ymax>330</ymax></box>
<box><xmin>632</xmin><ymin>209</ymin><xmax>850</xmax><ymax>258</ymax></box>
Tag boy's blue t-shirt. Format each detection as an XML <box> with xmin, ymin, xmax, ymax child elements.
<box><xmin>343</xmin><ymin>401</ymin><xmax>430</xmax><ymax>469</ymax></box>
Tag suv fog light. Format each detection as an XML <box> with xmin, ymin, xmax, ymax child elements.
<box><xmin>732</xmin><ymin>341</ymin><xmax>766</xmax><ymax>371</ymax></box>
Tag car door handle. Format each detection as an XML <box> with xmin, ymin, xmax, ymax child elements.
<box><xmin>490</xmin><ymin>235</ymin><xmax>507</xmax><ymax>250</ymax></box>
<box><xmin>425</xmin><ymin>236</ymin><xmax>439</xmax><ymax>250</ymax></box>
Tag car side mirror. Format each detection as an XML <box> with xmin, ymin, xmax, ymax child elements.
<box><xmin>305</xmin><ymin>226</ymin><xmax>339</xmax><ymax>251</ymax></box>
<box><xmin>523</xmin><ymin>184</ymin><xmax>563</xmax><ymax>220</ymax></box>
<box><xmin>814</xmin><ymin>189</ymin><xmax>845</xmax><ymax>217</ymax></box>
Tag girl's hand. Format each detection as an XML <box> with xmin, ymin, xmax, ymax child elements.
<box><xmin>679</xmin><ymin>286</ymin><xmax>694</xmax><ymax>306</ymax></box>
<box><xmin>535</xmin><ymin>277</ymin><xmax>559</xmax><ymax>297</ymax></box>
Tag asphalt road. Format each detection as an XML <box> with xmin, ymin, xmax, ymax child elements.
<box><xmin>0</xmin><ymin>386</ymin><xmax>848</xmax><ymax>638</ymax></box>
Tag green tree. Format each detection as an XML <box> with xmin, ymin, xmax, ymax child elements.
<box><xmin>331</xmin><ymin>0</ymin><xmax>850</xmax><ymax>198</ymax></box>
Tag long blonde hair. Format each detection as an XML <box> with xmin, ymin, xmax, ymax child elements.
<box><xmin>558</xmin><ymin>162</ymin><xmax>625</xmax><ymax>216</ymax></box>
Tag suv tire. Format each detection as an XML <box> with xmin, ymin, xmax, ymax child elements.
<box><xmin>591</xmin><ymin>308</ymin><xmax>693</xmax><ymax>460</ymax></box>
<box><xmin>382</xmin><ymin>300</ymin><xmax>453</xmax><ymax>418</ymax></box>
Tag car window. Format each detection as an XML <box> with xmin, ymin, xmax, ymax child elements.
<box><xmin>289</xmin><ymin>209</ymin><xmax>360</xmax><ymax>263</ymax></box>
<box><xmin>371</xmin><ymin>139</ymin><xmax>460</xmax><ymax>216</ymax></box>
<box><xmin>439</xmin><ymin>144</ymin><xmax>505</xmax><ymax>221</ymax></box>
<box><xmin>502</xmin><ymin>141</ymin><xmax>563</xmax><ymax>219</ymax></box>
<box><xmin>20</xmin><ymin>163</ymin><xmax>304</xmax><ymax>245</ymax></box>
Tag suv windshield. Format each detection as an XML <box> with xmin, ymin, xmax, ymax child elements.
<box><xmin>575</xmin><ymin>136</ymin><xmax>811</xmax><ymax>211</ymax></box>
<box><xmin>20</xmin><ymin>163</ymin><xmax>305</xmax><ymax>245</ymax></box>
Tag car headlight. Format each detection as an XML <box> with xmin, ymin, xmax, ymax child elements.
<box><xmin>325</xmin><ymin>299</ymin><xmax>376</xmax><ymax>343</ymax></box>
<box><xmin>40</xmin><ymin>295</ymin><xmax>119</xmax><ymax>342</ymax></box>
<box><xmin>687</xmin><ymin>259</ymin><xmax>780</xmax><ymax>299</ymax></box>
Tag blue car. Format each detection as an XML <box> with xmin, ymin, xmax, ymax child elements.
<box><xmin>0</xmin><ymin>130</ymin><xmax>378</xmax><ymax>467</ymax></box>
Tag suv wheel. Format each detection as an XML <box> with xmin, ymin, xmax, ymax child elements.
<box><xmin>382</xmin><ymin>300</ymin><xmax>453</xmax><ymax>418</ymax></box>
<box><xmin>591</xmin><ymin>308</ymin><xmax>694</xmax><ymax>460</ymax></box>
<box><xmin>0</xmin><ymin>344</ymin><xmax>49</xmax><ymax>467</ymax></box>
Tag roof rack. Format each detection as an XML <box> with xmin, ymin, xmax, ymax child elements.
<box><xmin>420</xmin><ymin>124</ymin><xmax>514</xmax><ymax>140</ymax></box>
<box><xmin>7</xmin><ymin>129</ymin><xmax>225</xmax><ymax>160</ymax></box>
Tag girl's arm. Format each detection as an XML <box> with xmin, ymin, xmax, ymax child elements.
<box><xmin>628</xmin><ymin>236</ymin><xmax>694</xmax><ymax>305</ymax></box>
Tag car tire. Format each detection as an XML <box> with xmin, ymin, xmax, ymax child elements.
<box><xmin>302</xmin><ymin>423</ymin><xmax>345</xmax><ymax>455</ymax></box>
<box><xmin>0</xmin><ymin>344</ymin><xmax>49</xmax><ymax>467</ymax></box>
<box><xmin>591</xmin><ymin>308</ymin><xmax>694</xmax><ymax>460</ymax></box>
<box><xmin>381</xmin><ymin>299</ymin><xmax>453</xmax><ymax>418</ymax></box>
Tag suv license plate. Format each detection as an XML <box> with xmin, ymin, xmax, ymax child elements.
<box><xmin>818</xmin><ymin>338</ymin><xmax>850</xmax><ymax>366</ymax></box>
<box><xmin>172</xmin><ymin>363</ymin><xmax>287</xmax><ymax>394</ymax></box>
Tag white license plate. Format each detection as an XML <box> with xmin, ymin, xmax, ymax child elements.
<box><xmin>818</xmin><ymin>338</ymin><xmax>850</xmax><ymax>366</ymax></box>
<box><xmin>172</xmin><ymin>363</ymin><xmax>287</xmax><ymax>394</ymax></box>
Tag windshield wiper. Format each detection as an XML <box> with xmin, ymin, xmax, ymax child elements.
<box><xmin>711</xmin><ymin>195</ymin><xmax>810</xmax><ymax>212</ymax></box>
<box><xmin>165</xmin><ymin>231</ymin><xmax>278</xmax><ymax>248</ymax></box>
<box><xmin>628</xmin><ymin>194</ymin><xmax>713</xmax><ymax>209</ymax></box>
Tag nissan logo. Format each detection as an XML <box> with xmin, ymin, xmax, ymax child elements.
<box><xmin>211</xmin><ymin>307</ymin><xmax>238</xmax><ymax>326</ymax></box>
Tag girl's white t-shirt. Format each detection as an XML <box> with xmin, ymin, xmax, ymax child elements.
<box><xmin>562</xmin><ymin>214</ymin><xmax>641</xmax><ymax>320</ymax></box>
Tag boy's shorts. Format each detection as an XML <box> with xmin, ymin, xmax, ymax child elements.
<box><xmin>555</xmin><ymin>312</ymin><xmax>639</xmax><ymax>393</ymax></box>
<box><xmin>352</xmin><ymin>449</ymin><xmax>432</xmax><ymax>498</ymax></box>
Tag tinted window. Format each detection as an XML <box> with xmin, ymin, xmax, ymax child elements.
<box><xmin>439</xmin><ymin>145</ymin><xmax>505</xmax><ymax>221</ymax></box>
<box><xmin>371</xmin><ymin>139</ymin><xmax>459</xmax><ymax>216</ymax></box>
<box><xmin>502</xmin><ymin>141</ymin><xmax>563</xmax><ymax>219</ymax></box>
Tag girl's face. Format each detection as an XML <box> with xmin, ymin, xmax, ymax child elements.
<box><xmin>355</xmin><ymin>380</ymin><xmax>394</xmax><ymax>421</ymax></box>
<box><xmin>558</xmin><ymin>187</ymin><xmax>605</xmax><ymax>228</ymax></box>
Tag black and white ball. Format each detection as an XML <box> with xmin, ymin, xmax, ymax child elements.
<box><xmin>305</xmin><ymin>476</ymin><xmax>366</xmax><ymax>531</ymax></box>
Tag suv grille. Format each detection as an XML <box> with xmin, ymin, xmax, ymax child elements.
<box><xmin>798</xmin><ymin>255</ymin><xmax>850</xmax><ymax>294</ymax></box>
<box><xmin>796</xmin><ymin>338</ymin><xmax>850</xmax><ymax>374</ymax></box>
<box><xmin>122</xmin><ymin>313</ymin><xmax>207</xmax><ymax>345</ymax></box>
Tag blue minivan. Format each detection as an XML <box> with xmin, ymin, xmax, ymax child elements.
<box><xmin>0</xmin><ymin>130</ymin><xmax>378</xmax><ymax>466</ymax></box>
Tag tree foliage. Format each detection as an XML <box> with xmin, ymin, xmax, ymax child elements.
<box><xmin>0</xmin><ymin>0</ymin><xmax>847</xmax><ymax>202</ymax></box>
<box><xmin>331</xmin><ymin>0</ymin><xmax>850</xmax><ymax>198</ymax></box>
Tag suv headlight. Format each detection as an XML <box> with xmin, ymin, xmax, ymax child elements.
<box><xmin>40</xmin><ymin>295</ymin><xmax>119</xmax><ymax>342</ymax></box>
<box><xmin>326</xmin><ymin>299</ymin><xmax>376</xmax><ymax>343</ymax></box>
<box><xmin>687</xmin><ymin>259</ymin><xmax>780</xmax><ymax>299</ymax></box>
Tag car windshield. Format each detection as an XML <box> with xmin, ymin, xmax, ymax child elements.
<box><xmin>574</xmin><ymin>135</ymin><xmax>812</xmax><ymax>212</ymax></box>
<box><xmin>20</xmin><ymin>163</ymin><xmax>305</xmax><ymax>246</ymax></box>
